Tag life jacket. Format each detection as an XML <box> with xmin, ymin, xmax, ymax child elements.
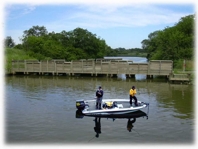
<box><xmin>105</xmin><ymin>101</ymin><xmax>113</xmax><ymax>107</ymax></box>
<box><xmin>103</xmin><ymin>101</ymin><xmax>117</xmax><ymax>109</ymax></box>
<box><xmin>129</xmin><ymin>89</ymin><xmax>136</xmax><ymax>96</ymax></box>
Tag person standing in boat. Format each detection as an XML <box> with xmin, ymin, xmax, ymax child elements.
<box><xmin>129</xmin><ymin>86</ymin><xmax>138</xmax><ymax>106</ymax></box>
<box><xmin>96</xmin><ymin>86</ymin><xmax>103</xmax><ymax>109</ymax></box>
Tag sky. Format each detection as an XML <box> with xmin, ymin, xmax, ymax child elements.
<box><xmin>3</xmin><ymin>0</ymin><xmax>195</xmax><ymax>49</ymax></box>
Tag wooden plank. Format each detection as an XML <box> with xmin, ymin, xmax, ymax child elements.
<box><xmin>11</xmin><ymin>59</ymin><xmax>174</xmax><ymax>77</ymax></box>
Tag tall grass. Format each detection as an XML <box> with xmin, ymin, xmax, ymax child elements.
<box><xmin>174</xmin><ymin>59</ymin><xmax>194</xmax><ymax>72</ymax></box>
<box><xmin>5</xmin><ymin>48</ymin><xmax>36</xmax><ymax>73</ymax></box>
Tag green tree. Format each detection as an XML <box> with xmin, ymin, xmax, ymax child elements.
<box><xmin>4</xmin><ymin>36</ymin><xmax>15</xmax><ymax>48</ymax></box>
<box><xmin>141</xmin><ymin>14</ymin><xmax>194</xmax><ymax>63</ymax></box>
<box><xmin>18</xmin><ymin>26</ymin><xmax>124</xmax><ymax>60</ymax></box>
<box><xmin>23</xmin><ymin>25</ymin><xmax>48</xmax><ymax>38</ymax></box>
<box><xmin>69</xmin><ymin>28</ymin><xmax>105</xmax><ymax>59</ymax></box>
<box><xmin>22</xmin><ymin>26</ymin><xmax>48</xmax><ymax>51</ymax></box>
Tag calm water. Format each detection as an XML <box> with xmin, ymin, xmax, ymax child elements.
<box><xmin>5</xmin><ymin>57</ymin><xmax>194</xmax><ymax>145</ymax></box>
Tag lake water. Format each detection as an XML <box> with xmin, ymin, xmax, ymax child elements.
<box><xmin>4</xmin><ymin>57</ymin><xmax>195</xmax><ymax>145</ymax></box>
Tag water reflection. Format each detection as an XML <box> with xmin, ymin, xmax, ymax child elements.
<box><xmin>5</xmin><ymin>75</ymin><xmax>194</xmax><ymax>143</ymax></box>
<box><xmin>76</xmin><ymin>110</ymin><xmax>148</xmax><ymax>138</ymax></box>
<box><xmin>6</xmin><ymin>75</ymin><xmax>193</xmax><ymax>119</ymax></box>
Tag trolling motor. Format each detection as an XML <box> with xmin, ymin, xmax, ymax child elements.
<box><xmin>76</xmin><ymin>100</ymin><xmax>89</xmax><ymax>110</ymax></box>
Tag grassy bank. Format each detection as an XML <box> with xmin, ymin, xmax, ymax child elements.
<box><xmin>174</xmin><ymin>59</ymin><xmax>194</xmax><ymax>72</ymax></box>
<box><xmin>5</xmin><ymin>48</ymin><xmax>36</xmax><ymax>73</ymax></box>
<box><xmin>173</xmin><ymin>59</ymin><xmax>194</xmax><ymax>82</ymax></box>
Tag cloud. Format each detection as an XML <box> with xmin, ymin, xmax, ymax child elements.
<box><xmin>3</xmin><ymin>1</ymin><xmax>194</xmax><ymax>45</ymax></box>
<box><xmin>22</xmin><ymin>5</ymin><xmax>36</xmax><ymax>15</ymax></box>
<box><xmin>45</xmin><ymin>3</ymin><xmax>193</xmax><ymax>31</ymax></box>
<box><xmin>5</xmin><ymin>4</ymin><xmax>36</xmax><ymax>20</ymax></box>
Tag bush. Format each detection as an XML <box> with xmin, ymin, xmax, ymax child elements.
<box><xmin>174</xmin><ymin>59</ymin><xmax>194</xmax><ymax>72</ymax></box>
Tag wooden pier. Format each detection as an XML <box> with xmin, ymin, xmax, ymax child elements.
<box><xmin>169</xmin><ymin>73</ymin><xmax>191</xmax><ymax>83</ymax></box>
<box><xmin>11</xmin><ymin>59</ymin><xmax>173</xmax><ymax>78</ymax></box>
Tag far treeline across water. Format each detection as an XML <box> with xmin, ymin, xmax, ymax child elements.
<box><xmin>5</xmin><ymin>14</ymin><xmax>194</xmax><ymax>73</ymax></box>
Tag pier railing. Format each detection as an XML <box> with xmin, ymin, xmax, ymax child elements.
<box><xmin>11</xmin><ymin>59</ymin><xmax>173</xmax><ymax>76</ymax></box>
<box><xmin>169</xmin><ymin>73</ymin><xmax>191</xmax><ymax>82</ymax></box>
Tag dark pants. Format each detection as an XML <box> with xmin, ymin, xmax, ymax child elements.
<box><xmin>96</xmin><ymin>97</ymin><xmax>102</xmax><ymax>109</ymax></box>
<box><xmin>130</xmin><ymin>95</ymin><xmax>138</xmax><ymax>106</ymax></box>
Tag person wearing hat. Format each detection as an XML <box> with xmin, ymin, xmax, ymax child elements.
<box><xmin>129</xmin><ymin>86</ymin><xmax>138</xmax><ymax>106</ymax></box>
<box><xmin>95</xmin><ymin>86</ymin><xmax>103</xmax><ymax>109</ymax></box>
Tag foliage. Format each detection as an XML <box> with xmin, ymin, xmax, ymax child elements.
<box><xmin>4</xmin><ymin>36</ymin><xmax>15</xmax><ymax>48</ymax></box>
<box><xmin>141</xmin><ymin>14</ymin><xmax>194</xmax><ymax>68</ymax></box>
<box><xmin>174</xmin><ymin>59</ymin><xmax>194</xmax><ymax>72</ymax></box>
<box><xmin>15</xmin><ymin>27</ymin><xmax>112</xmax><ymax>61</ymax></box>
<box><xmin>5</xmin><ymin>48</ymin><xmax>36</xmax><ymax>73</ymax></box>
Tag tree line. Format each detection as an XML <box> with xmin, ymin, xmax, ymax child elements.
<box><xmin>141</xmin><ymin>14</ymin><xmax>194</xmax><ymax>65</ymax></box>
<box><xmin>5</xmin><ymin>26</ymin><xmax>146</xmax><ymax>60</ymax></box>
<box><xmin>7</xmin><ymin>27</ymin><xmax>113</xmax><ymax>61</ymax></box>
<box><xmin>5</xmin><ymin>14</ymin><xmax>194</xmax><ymax>65</ymax></box>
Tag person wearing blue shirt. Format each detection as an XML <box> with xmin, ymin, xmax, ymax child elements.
<box><xmin>95</xmin><ymin>86</ymin><xmax>103</xmax><ymax>109</ymax></box>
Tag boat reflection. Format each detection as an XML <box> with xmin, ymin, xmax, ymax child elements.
<box><xmin>76</xmin><ymin>110</ymin><xmax>148</xmax><ymax>138</ymax></box>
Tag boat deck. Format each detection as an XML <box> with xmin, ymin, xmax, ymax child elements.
<box><xmin>85</xmin><ymin>100</ymin><xmax>136</xmax><ymax>111</ymax></box>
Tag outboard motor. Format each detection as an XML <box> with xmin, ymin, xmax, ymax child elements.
<box><xmin>76</xmin><ymin>100</ymin><xmax>86</xmax><ymax>110</ymax></box>
<box><xmin>76</xmin><ymin>110</ymin><xmax>84</xmax><ymax>118</ymax></box>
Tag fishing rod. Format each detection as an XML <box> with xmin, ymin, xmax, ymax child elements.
<box><xmin>88</xmin><ymin>136</ymin><xmax>95</xmax><ymax>142</ymax></box>
<box><xmin>132</xmin><ymin>129</ymin><xmax>141</xmax><ymax>136</ymax></box>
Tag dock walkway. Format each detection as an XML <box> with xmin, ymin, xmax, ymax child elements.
<box><xmin>11</xmin><ymin>59</ymin><xmax>173</xmax><ymax>77</ymax></box>
<box><xmin>11</xmin><ymin>59</ymin><xmax>192</xmax><ymax>83</ymax></box>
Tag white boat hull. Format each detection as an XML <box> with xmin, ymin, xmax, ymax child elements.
<box><xmin>78</xmin><ymin>99</ymin><xmax>149</xmax><ymax>116</ymax></box>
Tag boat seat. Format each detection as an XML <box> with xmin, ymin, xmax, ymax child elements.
<box><xmin>117</xmin><ymin>104</ymin><xmax>123</xmax><ymax>108</ymax></box>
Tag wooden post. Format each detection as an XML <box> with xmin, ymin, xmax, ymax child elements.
<box><xmin>71</xmin><ymin>60</ymin><xmax>73</xmax><ymax>75</ymax></box>
<box><xmin>39</xmin><ymin>61</ymin><xmax>41</xmax><ymax>75</ymax></box>
<box><xmin>32</xmin><ymin>61</ymin><xmax>33</xmax><ymax>72</ymax></box>
<box><xmin>117</xmin><ymin>60</ymin><xmax>119</xmax><ymax>75</ymax></box>
<box><xmin>101</xmin><ymin>60</ymin><xmax>102</xmax><ymax>73</ymax></box>
<box><xmin>55</xmin><ymin>61</ymin><xmax>57</xmax><ymax>75</ymax></box>
<box><xmin>82</xmin><ymin>60</ymin><xmax>84</xmax><ymax>73</ymax></box>
<box><xmin>108</xmin><ymin>61</ymin><xmax>110</xmax><ymax>76</ymax></box>
<box><xmin>47</xmin><ymin>60</ymin><xmax>48</xmax><ymax>72</ymax></box>
<box><xmin>160</xmin><ymin>61</ymin><xmax>161</xmax><ymax>75</ymax></box>
<box><xmin>24</xmin><ymin>60</ymin><xmax>26</xmax><ymax>74</ymax></box>
<box><xmin>17</xmin><ymin>60</ymin><xmax>19</xmax><ymax>71</ymax></box>
<box><xmin>183</xmin><ymin>59</ymin><xmax>186</xmax><ymax>72</ymax></box>
<box><xmin>92</xmin><ymin>60</ymin><xmax>95</xmax><ymax>75</ymax></box>
<box><xmin>148</xmin><ymin>61</ymin><xmax>150</xmax><ymax>76</ymax></box>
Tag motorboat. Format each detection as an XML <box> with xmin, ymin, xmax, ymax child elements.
<box><xmin>76</xmin><ymin>99</ymin><xmax>149</xmax><ymax>116</ymax></box>
<box><xmin>76</xmin><ymin>109</ymin><xmax>148</xmax><ymax>119</ymax></box>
